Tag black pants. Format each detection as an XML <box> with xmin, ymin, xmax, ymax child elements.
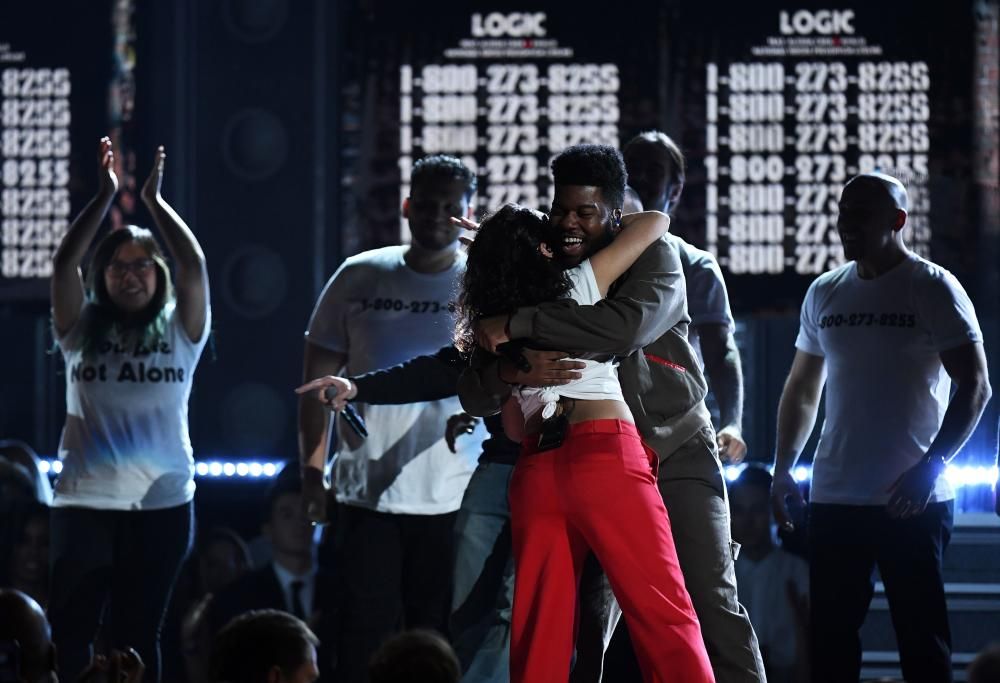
<box><xmin>808</xmin><ymin>501</ymin><xmax>954</xmax><ymax>683</ymax></box>
<box><xmin>48</xmin><ymin>502</ymin><xmax>194</xmax><ymax>682</ymax></box>
<box><xmin>334</xmin><ymin>503</ymin><xmax>456</xmax><ymax>683</ymax></box>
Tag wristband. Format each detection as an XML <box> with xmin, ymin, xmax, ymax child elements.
<box><xmin>923</xmin><ymin>453</ymin><xmax>947</xmax><ymax>474</ymax></box>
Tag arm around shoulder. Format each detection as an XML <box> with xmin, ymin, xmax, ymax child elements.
<box><xmin>588</xmin><ymin>211</ymin><xmax>670</xmax><ymax>295</ymax></box>
<box><xmin>516</xmin><ymin>234</ymin><xmax>687</xmax><ymax>356</ymax></box>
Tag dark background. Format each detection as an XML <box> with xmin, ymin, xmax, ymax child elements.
<box><xmin>1</xmin><ymin>0</ymin><xmax>997</xmax><ymax>515</ymax></box>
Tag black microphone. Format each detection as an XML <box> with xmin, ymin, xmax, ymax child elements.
<box><xmin>324</xmin><ymin>386</ymin><xmax>368</xmax><ymax>439</ymax></box>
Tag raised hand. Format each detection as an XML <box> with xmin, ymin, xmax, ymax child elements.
<box><xmin>446</xmin><ymin>412</ymin><xmax>479</xmax><ymax>453</ymax></box>
<box><xmin>97</xmin><ymin>136</ymin><xmax>118</xmax><ymax>197</ymax></box>
<box><xmin>141</xmin><ymin>145</ymin><xmax>166</xmax><ymax>204</ymax></box>
<box><xmin>451</xmin><ymin>216</ymin><xmax>480</xmax><ymax>246</ymax></box>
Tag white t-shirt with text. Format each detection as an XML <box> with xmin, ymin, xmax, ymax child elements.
<box><xmin>54</xmin><ymin>302</ymin><xmax>210</xmax><ymax>510</ymax></box>
<box><xmin>305</xmin><ymin>245</ymin><xmax>481</xmax><ymax>514</ymax></box>
<box><xmin>796</xmin><ymin>254</ymin><xmax>982</xmax><ymax>505</ymax></box>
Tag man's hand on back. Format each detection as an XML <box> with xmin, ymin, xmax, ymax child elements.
<box><xmin>498</xmin><ymin>349</ymin><xmax>586</xmax><ymax>387</ymax></box>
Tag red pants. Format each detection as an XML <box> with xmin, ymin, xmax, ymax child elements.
<box><xmin>509</xmin><ymin>419</ymin><xmax>715</xmax><ymax>683</ymax></box>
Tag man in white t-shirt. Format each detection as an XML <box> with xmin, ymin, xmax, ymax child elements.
<box><xmin>298</xmin><ymin>155</ymin><xmax>481</xmax><ymax>683</ymax></box>
<box><xmin>771</xmin><ymin>173</ymin><xmax>992</xmax><ymax>683</ymax></box>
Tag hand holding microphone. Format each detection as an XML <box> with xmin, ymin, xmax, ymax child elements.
<box><xmin>294</xmin><ymin>375</ymin><xmax>368</xmax><ymax>438</ymax></box>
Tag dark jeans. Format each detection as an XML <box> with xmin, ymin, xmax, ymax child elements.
<box><xmin>334</xmin><ymin>504</ymin><xmax>457</xmax><ymax>683</ymax></box>
<box><xmin>48</xmin><ymin>502</ymin><xmax>194</xmax><ymax>683</ymax></box>
<box><xmin>809</xmin><ymin>501</ymin><xmax>954</xmax><ymax>683</ymax></box>
<box><xmin>449</xmin><ymin>462</ymin><xmax>516</xmax><ymax>683</ymax></box>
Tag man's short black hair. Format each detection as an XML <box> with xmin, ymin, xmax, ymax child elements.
<box><xmin>730</xmin><ymin>464</ymin><xmax>773</xmax><ymax>494</ymax></box>
<box><xmin>209</xmin><ymin>609</ymin><xmax>319</xmax><ymax>683</ymax></box>
<box><xmin>262</xmin><ymin>460</ymin><xmax>301</xmax><ymax>524</ymax></box>
<box><xmin>551</xmin><ymin>144</ymin><xmax>627</xmax><ymax>209</ymax></box>
<box><xmin>411</xmin><ymin>155</ymin><xmax>477</xmax><ymax>200</ymax></box>
<box><xmin>369</xmin><ymin>629</ymin><xmax>460</xmax><ymax>683</ymax></box>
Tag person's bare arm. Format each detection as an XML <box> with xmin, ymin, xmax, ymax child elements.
<box><xmin>298</xmin><ymin>342</ymin><xmax>347</xmax><ymax>523</ymax></box>
<box><xmin>140</xmin><ymin>146</ymin><xmax>208</xmax><ymax>342</ymax></box>
<box><xmin>771</xmin><ymin>350</ymin><xmax>827</xmax><ymax>530</ymax></box>
<box><xmin>887</xmin><ymin>342</ymin><xmax>991</xmax><ymax>519</ymax></box>
<box><xmin>588</xmin><ymin>211</ymin><xmax>670</xmax><ymax>295</ymax></box>
<box><xmin>698</xmin><ymin>322</ymin><xmax>746</xmax><ymax>463</ymax></box>
<box><xmin>51</xmin><ymin>137</ymin><xmax>117</xmax><ymax>337</ymax></box>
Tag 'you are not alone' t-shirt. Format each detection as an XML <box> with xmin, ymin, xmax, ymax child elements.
<box><xmin>54</xmin><ymin>302</ymin><xmax>211</xmax><ymax>511</ymax></box>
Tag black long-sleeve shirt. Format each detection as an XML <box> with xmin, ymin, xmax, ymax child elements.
<box><xmin>350</xmin><ymin>345</ymin><xmax>519</xmax><ymax>464</ymax></box>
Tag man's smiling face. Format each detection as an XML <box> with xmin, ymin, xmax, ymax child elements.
<box><xmin>548</xmin><ymin>184</ymin><xmax>617</xmax><ymax>268</ymax></box>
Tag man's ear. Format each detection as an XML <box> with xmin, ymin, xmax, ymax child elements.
<box><xmin>892</xmin><ymin>208</ymin><xmax>907</xmax><ymax>232</ymax></box>
<box><xmin>667</xmin><ymin>183</ymin><xmax>683</xmax><ymax>208</ymax></box>
<box><xmin>401</xmin><ymin>197</ymin><xmax>410</xmax><ymax>219</ymax></box>
<box><xmin>267</xmin><ymin>664</ymin><xmax>283</xmax><ymax>683</ymax></box>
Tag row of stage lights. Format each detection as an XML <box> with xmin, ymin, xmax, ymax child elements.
<box><xmin>723</xmin><ymin>463</ymin><xmax>1000</xmax><ymax>488</ymax></box>
<box><xmin>36</xmin><ymin>459</ymin><xmax>999</xmax><ymax>486</ymax></box>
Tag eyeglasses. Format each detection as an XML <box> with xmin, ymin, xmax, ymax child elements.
<box><xmin>106</xmin><ymin>259</ymin><xmax>155</xmax><ymax>277</ymax></box>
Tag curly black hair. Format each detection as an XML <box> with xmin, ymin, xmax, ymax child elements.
<box><xmin>411</xmin><ymin>154</ymin><xmax>477</xmax><ymax>200</ymax></box>
<box><xmin>551</xmin><ymin>144</ymin><xmax>627</xmax><ymax>209</ymax></box>
<box><xmin>455</xmin><ymin>204</ymin><xmax>570</xmax><ymax>354</ymax></box>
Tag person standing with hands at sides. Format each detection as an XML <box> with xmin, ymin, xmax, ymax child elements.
<box><xmin>771</xmin><ymin>173</ymin><xmax>991</xmax><ymax>683</ymax></box>
<box><xmin>298</xmin><ymin>155</ymin><xmax>481</xmax><ymax>683</ymax></box>
<box><xmin>48</xmin><ymin>138</ymin><xmax>210</xmax><ymax>682</ymax></box>
<box><xmin>457</xmin><ymin>204</ymin><xmax>714</xmax><ymax>683</ymax></box>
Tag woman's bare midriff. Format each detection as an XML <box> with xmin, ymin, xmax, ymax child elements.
<box><xmin>523</xmin><ymin>397</ymin><xmax>634</xmax><ymax>437</ymax></box>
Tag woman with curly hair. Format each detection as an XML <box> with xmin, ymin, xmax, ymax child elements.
<box><xmin>457</xmin><ymin>204</ymin><xmax>714</xmax><ymax>683</ymax></box>
<box><xmin>48</xmin><ymin>137</ymin><xmax>210</xmax><ymax>681</ymax></box>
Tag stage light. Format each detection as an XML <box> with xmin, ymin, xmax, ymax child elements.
<box><xmin>36</xmin><ymin>459</ymin><xmax>999</xmax><ymax>488</ymax></box>
<box><xmin>721</xmin><ymin>463</ymin><xmax>999</xmax><ymax>489</ymax></box>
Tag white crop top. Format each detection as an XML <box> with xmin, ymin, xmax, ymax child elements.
<box><xmin>515</xmin><ymin>259</ymin><xmax>627</xmax><ymax>420</ymax></box>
